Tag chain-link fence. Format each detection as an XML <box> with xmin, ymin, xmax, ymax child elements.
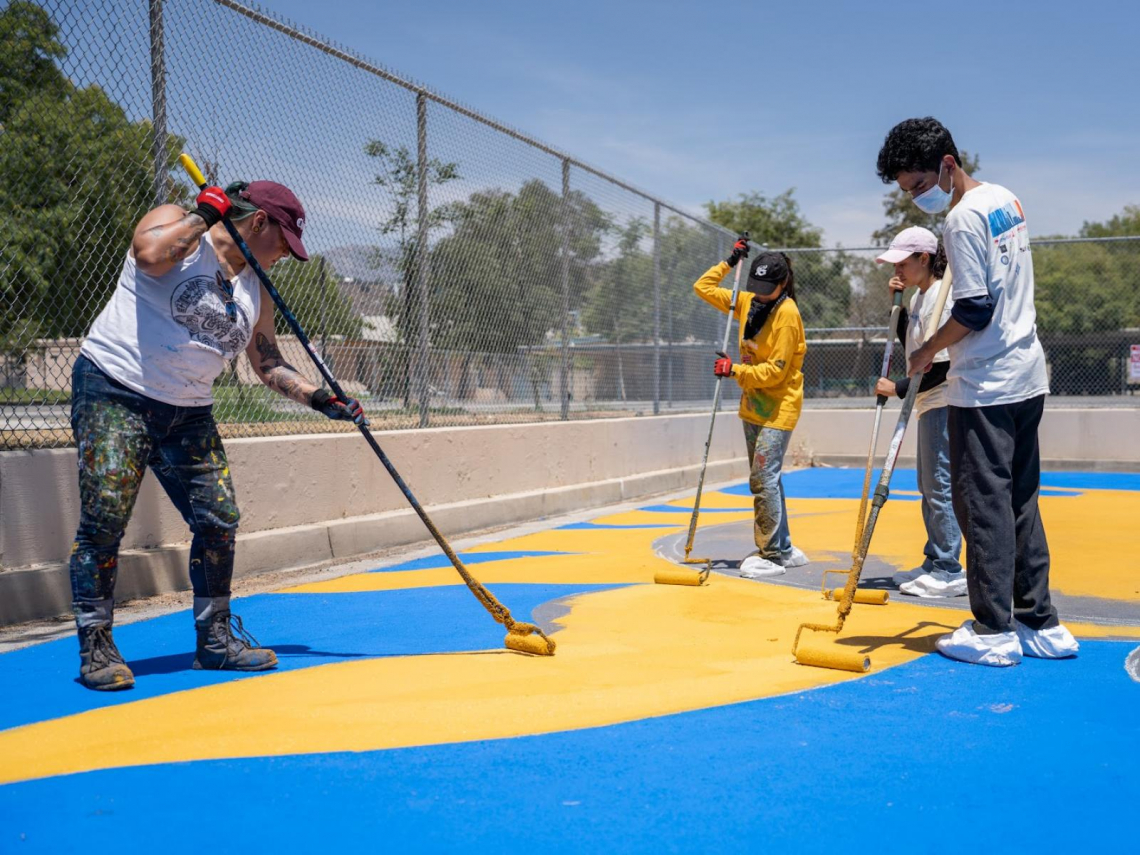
<box><xmin>3</xmin><ymin>1</ymin><xmax>1139</xmax><ymax>450</ymax></box>
<box><xmin>783</xmin><ymin>239</ymin><xmax>1140</xmax><ymax>404</ymax></box>
<box><xmin>1</xmin><ymin>0</ymin><xmax>749</xmax><ymax>448</ymax></box>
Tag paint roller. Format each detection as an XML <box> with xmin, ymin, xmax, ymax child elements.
<box><xmin>792</xmin><ymin>264</ymin><xmax>954</xmax><ymax>672</ymax></box>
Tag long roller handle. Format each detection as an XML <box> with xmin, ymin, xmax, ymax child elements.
<box><xmin>179</xmin><ymin>154</ymin><xmax>552</xmax><ymax>651</ymax></box>
<box><xmin>683</xmin><ymin>234</ymin><xmax>748</xmax><ymax>561</ymax></box>
<box><xmin>854</xmin><ymin>287</ymin><xmax>906</xmax><ymax>551</ymax></box>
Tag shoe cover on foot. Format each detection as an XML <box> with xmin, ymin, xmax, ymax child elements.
<box><xmin>900</xmin><ymin>570</ymin><xmax>967</xmax><ymax>598</ymax></box>
<box><xmin>781</xmin><ymin>546</ymin><xmax>809</xmax><ymax>568</ymax></box>
<box><xmin>1126</xmin><ymin>646</ymin><xmax>1140</xmax><ymax>683</ymax></box>
<box><xmin>739</xmin><ymin>555</ymin><xmax>786</xmax><ymax>578</ymax></box>
<box><xmin>892</xmin><ymin>566</ymin><xmax>927</xmax><ymax>587</ymax></box>
<box><xmin>936</xmin><ymin>620</ymin><xmax>1022</xmax><ymax>667</ymax></box>
<box><xmin>1015</xmin><ymin>621</ymin><xmax>1079</xmax><ymax>659</ymax></box>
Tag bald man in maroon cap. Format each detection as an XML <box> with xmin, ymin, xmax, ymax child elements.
<box><xmin>70</xmin><ymin>178</ymin><xmax>367</xmax><ymax>691</ymax></box>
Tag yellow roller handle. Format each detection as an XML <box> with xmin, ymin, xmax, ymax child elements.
<box><xmin>179</xmin><ymin>153</ymin><xmax>207</xmax><ymax>189</ymax></box>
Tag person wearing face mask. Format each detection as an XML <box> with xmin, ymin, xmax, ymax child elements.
<box><xmin>694</xmin><ymin>239</ymin><xmax>809</xmax><ymax>578</ymax></box>
<box><xmin>873</xmin><ymin>227</ymin><xmax>964</xmax><ymax>598</ymax></box>
<box><xmin>876</xmin><ymin>116</ymin><xmax>1077</xmax><ymax>667</ymax></box>
<box><xmin>69</xmin><ymin>179</ymin><xmax>368</xmax><ymax>691</ymax></box>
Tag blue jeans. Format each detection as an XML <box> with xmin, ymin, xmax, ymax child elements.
<box><xmin>742</xmin><ymin>423</ymin><xmax>793</xmax><ymax>561</ymax></box>
<box><xmin>915</xmin><ymin>405</ymin><xmax>963</xmax><ymax>575</ymax></box>
<box><xmin>69</xmin><ymin>355</ymin><xmax>240</xmax><ymax>629</ymax></box>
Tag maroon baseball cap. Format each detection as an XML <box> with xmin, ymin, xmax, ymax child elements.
<box><xmin>241</xmin><ymin>181</ymin><xmax>309</xmax><ymax>261</ymax></box>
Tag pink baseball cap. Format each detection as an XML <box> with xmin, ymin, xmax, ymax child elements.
<box><xmin>875</xmin><ymin>226</ymin><xmax>937</xmax><ymax>264</ymax></box>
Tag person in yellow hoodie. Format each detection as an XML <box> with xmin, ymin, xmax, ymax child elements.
<box><xmin>695</xmin><ymin>239</ymin><xmax>808</xmax><ymax>578</ymax></box>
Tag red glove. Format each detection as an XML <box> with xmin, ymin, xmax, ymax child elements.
<box><xmin>725</xmin><ymin>235</ymin><xmax>751</xmax><ymax>268</ymax></box>
<box><xmin>713</xmin><ymin>351</ymin><xmax>734</xmax><ymax>377</ymax></box>
<box><xmin>193</xmin><ymin>186</ymin><xmax>232</xmax><ymax>228</ymax></box>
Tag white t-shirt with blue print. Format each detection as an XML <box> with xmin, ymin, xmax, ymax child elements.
<box><xmin>942</xmin><ymin>182</ymin><xmax>1049</xmax><ymax>407</ymax></box>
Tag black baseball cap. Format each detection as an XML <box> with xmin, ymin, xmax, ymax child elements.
<box><xmin>748</xmin><ymin>251</ymin><xmax>789</xmax><ymax>296</ymax></box>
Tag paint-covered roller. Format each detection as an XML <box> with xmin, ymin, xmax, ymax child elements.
<box><xmin>654</xmin><ymin>565</ymin><xmax>710</xmax><ymax>586</ymax></box>
<box><xmin>794</xmin><ymin>645</ymin><xmax>870</xmax><ymax>673</ymax></box>
<box><xmin>504</xmin><ymin>629</ymin><xmax>556</xmax><ymax>656</ymax></box>
<box><xmin>825</xmin><ymin>589</ymin><xmax>889</xmax><ymax>606</ymax></box>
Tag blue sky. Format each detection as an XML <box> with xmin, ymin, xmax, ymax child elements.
<box><xmin>252</xmin><ymin>0</ymin><xmax>1136</xmax><ymax>246</ymax></box>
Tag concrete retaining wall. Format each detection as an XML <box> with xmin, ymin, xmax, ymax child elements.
<box><xmin>3</xmin><ymin>406</ymin><xmax>1138</xmax><ymax>625</ymax></box>
<box><xmin>0</xmin><ymin>413</ymin><xmax>749</xmax><ymax>625</ymax></box>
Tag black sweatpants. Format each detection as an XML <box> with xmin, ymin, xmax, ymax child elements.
<box><xmin>947</xmin><ymin>395</ymin><xmax>1059</xmax><ymax>634</ymax></box>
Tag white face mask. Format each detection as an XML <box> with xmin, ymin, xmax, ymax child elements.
<box><xmin>912</xmin><ymin>161</ymin><xmax>952</xmax><ymax>214</ymax></box>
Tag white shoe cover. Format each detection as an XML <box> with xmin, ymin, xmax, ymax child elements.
<box><xmin>781</xmin><ymin>546</ymin><xmax>809</xmax><ymax>568</ymax></box>
<box><xmin>892</xmin><ymin>566</ymin><xmax>927</xmax><ymax>587</ymax></box>
<box><xmin>900</xmin><ymin>570</ymin><xmax>968</xmax><ymax>598</ymax></box>
<box><xmin>1126</xmin><ymin>646</ymin><xmax>1140</xmax><ymax>683</ymax></box>
<box><xmin>739</xmin><ymin>555</ymin><xmax>786</xmax><ymax>578</ymax></box>
<box><xmin>936</xmin><ymin>620</ymin><xmax>1022</xmax><ymax>667</ymax></box>
<box><xmin>1015</xmin><ymin>621</ymin><xmax>1079</xmax><ymax>659</ymax></box>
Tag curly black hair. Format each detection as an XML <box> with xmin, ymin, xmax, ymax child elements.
<box><xmin>876</xmin><ymin>117</ymin><xmax>961</xmax><ymax>183</ymax></box>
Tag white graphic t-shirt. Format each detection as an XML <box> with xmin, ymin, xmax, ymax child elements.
<box><xmin>942</xmin><ymin>183</ymin><xmax>1049</xmax><ymax>407</ymax></box>
<box><xmin>905</xmin><ymin>278</ymin><xmax>953</xmax><ymax>418</ymax></box>
<box><xmin>81</xmin><ymin>233</ymin><xmax>261</xmax><ymax>406</ymax></box>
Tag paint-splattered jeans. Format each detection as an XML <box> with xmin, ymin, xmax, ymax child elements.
<box><xmin>69</xmin><ymin>355</ymin><xmax>240</xmax><ymax>630</ymax></box>
<box><xmin>742</xmin><ymin>422</ymin><xmax>793</xmax><ymax>561</ymax></box>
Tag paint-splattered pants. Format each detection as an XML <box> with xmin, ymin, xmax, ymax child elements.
<box><xmin>742</xmin><ymin>422</ymin><xmax>793</xmax><ymax>561</ymax></box>
<box><xmin>69</xmin><ymin>355</ymin><xmax>240</xmax><ymax>629</ymax></box>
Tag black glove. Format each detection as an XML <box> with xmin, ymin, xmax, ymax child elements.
<box><xmin>311</xmin><ymin>388</ymin><xmax>369</xmax><ymax>426</ymax></box>
<box><xmin>726</xmin><ymin>235</ymin><xmax>751</xmax><ymax>268</ymax></box>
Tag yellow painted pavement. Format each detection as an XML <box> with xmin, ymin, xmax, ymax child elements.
<box><xmin>2</xmin><ymin>485</ymin><xmax>1138</xmax><ymax>787</ymax></box>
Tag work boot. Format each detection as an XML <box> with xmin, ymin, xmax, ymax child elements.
<box><xmin>194</xmin><ymin>610</ymin><xmax>278</xmax><ymax>671</ymax></box>
<box><xmin>78</xmin><ymin>625</ymin><xmax>135</xmax><ymax>691</ymax></box>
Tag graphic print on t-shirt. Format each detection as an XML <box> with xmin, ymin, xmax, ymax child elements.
<box><xmin>169</xmin><ymin>270</ymin><xmax>251</xmax><ymax>358</ymax></box>
<box><xmin>987</xmin><ymin>200</ymin><xmax>1025</xmax><ymax>239</ymax></box>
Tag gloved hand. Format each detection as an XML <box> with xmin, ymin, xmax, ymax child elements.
<box><xmin>193</xmin><ymin>186</ymin><xmax>232</xmax><ymax>229</ymax></box>
<box><xmin>713</xmin><ymin>351</ymin><xmax>734</xmax><ymax>377</ymax></box>
<box><xmin>311</xmin><ymin>388</ymin><xmax>369</xmax><ymax>426</ymax></box>
<box><xmin>725</xmin><ymin>235</ymin><xmax>751</xmax><ymax>268</ymax></box>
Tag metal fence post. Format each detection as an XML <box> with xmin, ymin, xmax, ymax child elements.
<box><xmin>416</xmin><ymin>92</ymin><xmax>430</xmax><ymax>428</ymax></box>
<box><xmin>652</xmin><ymin>202</ymin><xmax>661</xmax><ymax>415</ymax></box>
<box><xmin>148</xmin><ymin>0</ymin><xmax>167</xmax><ymax>207</ymax></box>
<box><xmin>560</xmin><ymin>158</ymin><xmax>571</xmax><ymax>421</ymax></box>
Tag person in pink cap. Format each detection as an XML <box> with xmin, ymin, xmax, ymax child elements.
<box><xmin>69</xmin><ymin>178</ymin><xmax>367</xmax><ymax>691</ymax></box>
<box><xmin>873</xmin><ymin>226</ymin><xmax>964</xmax><ymax>598</ymax></box>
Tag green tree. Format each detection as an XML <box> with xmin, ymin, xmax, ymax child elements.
<box><xmin>0</xmin><ymin>0</ymin><xmax>68</xmax><ymax>123</ymax></box>
<box><xmin>1080</xmin><ymin>204</ymin><xmax>1140</xmax><ymax>238</ymax></box>
<box><xmin>705</xmin><ymin>189</ymin><xmax>821</xmax><ymax>248</ymax></box>
<box><xmin>704</xmin><ymin>188</ymin><xmax>850</xmax><ymax>328</ymax></box>
<box><xmin>272</xmin><ymin>255</ymin><xmax>362</xmax><ymax>340</ymax></box>
<box><xmin>871</xmin><ymin>151</ymin><xmax>981</xmax><ymax>245</ymax></box>
<box><xmin>1033</xmin><ymin>240</ymin><xmax>1140</xmax><ymax>393</ymax></box>
<box><xmin>364</xmin><ymin>139</ymin><xmax>460</xmax><ymax>405</ymax></box>
<box><xmin>582</xmin><ymin>217</ymin><xmax>653</xmax><ymax>400</ymax></box>
<box><xmin>0</xmin><ymin>1</ymin><xmax>186</xmax><ymax>359</ymax></box>
<box><xmin>428</xmin><ymin>178</ymin><xmax>609</xmax><ymax>402</ymax></box>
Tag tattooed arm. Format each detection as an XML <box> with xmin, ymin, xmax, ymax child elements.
<box><xmin>131</xmin><ymin>205</ymin><xmax>210</xmax><ymax>277</ymax></box>
<box><xmin>246</xmin><ymin>291</ymin><xmax>320</xmax><ymax>406</ymax></box>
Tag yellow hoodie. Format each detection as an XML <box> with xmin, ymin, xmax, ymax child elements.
<box><xmin>693</xmin><ymin>261</ymin><xmax>806</xmax><ymax>431</ymax></box>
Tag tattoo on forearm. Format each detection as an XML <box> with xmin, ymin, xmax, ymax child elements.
<box><xmin>255</xmin><ymin>332</ymin><xmax>314</xmax><ymax>404</ymax></box>
<box><xmin>145</xmin><ymin>213</ymin><xmax>208</xmax><ymax>263</ymax></box>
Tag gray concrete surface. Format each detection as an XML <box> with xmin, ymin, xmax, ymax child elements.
<box><xmin>654</xmin><ymin>518</ymin><xmax>1140</xmax><ymax>629</ymax></box>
